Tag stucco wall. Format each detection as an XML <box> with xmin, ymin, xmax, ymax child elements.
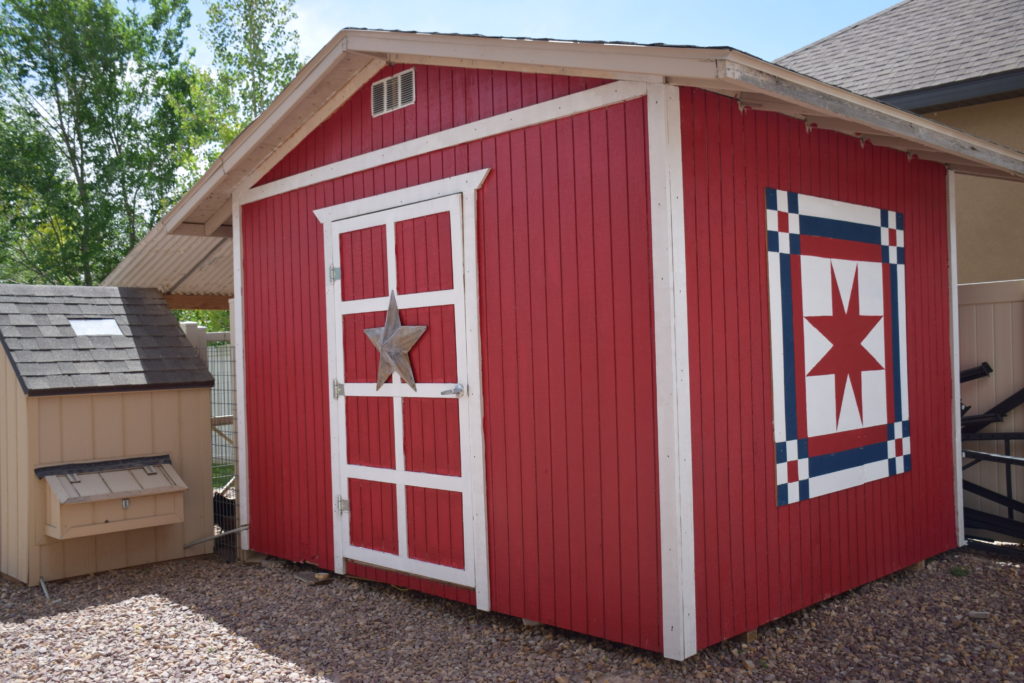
<box><xmin>925</xmin><ymin>97</ymin><xmax>1024</xmax><ymax>284</ymax></box>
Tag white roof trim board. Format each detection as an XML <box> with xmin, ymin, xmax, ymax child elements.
<box><xmin>103</xmin><ymin>29</ymin><xmax>1024</xmax><ymax>298</ymax></box>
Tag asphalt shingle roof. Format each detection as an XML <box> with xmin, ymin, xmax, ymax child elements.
<box><xmin>0</xmin><ymin>284</ymin><xmax>214</xmax><ymax>396</ymax></box>
<box><xmin>776</xmin><ymin>0</ymin><xmax>1024</xmax><ymax>98</ymax></box>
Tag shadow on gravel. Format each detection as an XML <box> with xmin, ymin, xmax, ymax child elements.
<box><xmin>2</xmin><ymin>546</ymin><xmax>1022</xmax><ymax>680</ymax></box>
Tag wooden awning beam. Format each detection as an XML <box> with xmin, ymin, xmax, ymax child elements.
<box><xmin>163</xmin><ymin>294</ymin><xmax>230</xmax><ymax>310</ymax></box>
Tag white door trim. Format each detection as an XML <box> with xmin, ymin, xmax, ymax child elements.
<box><xmin>647</xmin><ymin>83</ymin><xmax>698</xmax><ymax>660</ymax></box>
<box><xmin>318</xmin><ymin>169</ymin><xmax>491</xmax><ymax>609</ymax></box>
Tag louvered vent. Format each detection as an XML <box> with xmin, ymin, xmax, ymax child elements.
<box><xmin>371</xmin><ymin>68</ymin><xmax>415</xmax><ymax>117</ymax></box>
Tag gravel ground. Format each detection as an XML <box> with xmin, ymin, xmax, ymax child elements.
<box><xmin>1</xmin><ymin>545</ymin><xmax>1021</xmax><ymax>681</ymax></box>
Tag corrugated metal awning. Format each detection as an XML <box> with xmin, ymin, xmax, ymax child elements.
<box><xmin>103</xmin><ymin>231</ymin><xmax>233</xmax><ymax>306</ymax></box>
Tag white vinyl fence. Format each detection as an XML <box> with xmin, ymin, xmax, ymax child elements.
<box><xmin>958</xmin><ymin>280</ymin><xmax>1024</xmax><ymax>538</ymax></box>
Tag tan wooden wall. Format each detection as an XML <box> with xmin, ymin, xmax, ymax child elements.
<box><xmin>958</xmin><ymin>280</ymin><xmax>1024</xmax><ymax>530</ymax></box>
<box><xmin>0</xmin><ymin>378</ymin><xmax>212</xmax><ymax>585</ymax></box>
<box><xmin>926</xmin><ymin>97</ymin><xmax>1024</xmax><ymax>284</ymax></box>
<box><xmin>0</xmin><ymin>351</ymin><xmax>30</xmax><ymax>581</ymax></box>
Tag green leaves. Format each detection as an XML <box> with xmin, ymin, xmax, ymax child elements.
<box><xmin>201</xmin><ymin>0</ymin><xmax>302</xmax><ymax>145</ymax></box>
<box><xmin>0</xmin><ymin>0</ymin><xmax>303</xmax><ymax>295</ymax></box>
<box><xmin>0</xmin><ymin>0</ymin><xmax>195</xmax><ymax>285</ymax></box>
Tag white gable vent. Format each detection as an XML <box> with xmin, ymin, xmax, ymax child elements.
<box><xmin>371</xmin><ymin>68</ymin><xmax>415</xmax><ymax>117</ymax></box>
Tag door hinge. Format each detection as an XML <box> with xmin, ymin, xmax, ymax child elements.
<box><xmin>332</xmin><ymin>379</ymin><xmax>344</xmax><ymax>399</ymax></box>
<box><xmin>336</xmin><ymin>497</ymin><xmax>350</xmax><ymax>513</ymax></box>
<box><xmin>328</xmin><ymin>265</ymin><xmax>342</xmax><ymax>282</ymax></box>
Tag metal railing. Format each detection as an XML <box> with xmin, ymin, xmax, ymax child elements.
<box><xmin>961</xmin><ymin>433</ymin><xmax>1024</xmax><ymax>540</ymax></box>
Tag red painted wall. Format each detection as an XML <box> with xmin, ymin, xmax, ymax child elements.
<box><xmin>257</xmin><ymin>64</ymin><xmax>609</xmax><ymax>185</ymax></box>
<box><xmin>242</xmin><ymin>80</ymin><xmax>662</xmax><ymax>650</ymax></box>
<box><xmin>680</xmin><ymin>88</ymin><xmax>955</xmax><ymax>649</ymax></box>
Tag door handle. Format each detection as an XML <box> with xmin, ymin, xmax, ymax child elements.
<box><xmin>440</xmin><ymin>383</ymin><xmax>465</xmax><ymax>397</ymax></box>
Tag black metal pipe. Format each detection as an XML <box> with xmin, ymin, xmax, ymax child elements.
<box><xmin>963</xmin><ymin>480</ymin><xmax>1024</xmax><ymax>515</ymax></box>
<box><xmin>963</xmin><ymin>431</ymin><xmax>1024</xmax><ymax>441</ymax></box>
<box><xmin>960</xmin><ymin>362</ymin><xmax>993</xmax><ymax>383</ymax></box>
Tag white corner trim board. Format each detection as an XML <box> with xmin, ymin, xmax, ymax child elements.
<box><xmin>647</xmin><ymin>82</ymin><xmax>698</xmax><ymax>660</ymax></box>
<box><xmin>947</xmin><ymin>171</ymin><xmax>964</xmax><ymax>547</ymax></box>
<box><xmin>243</xmin><ymin>81</ymin><xmax>645</xmax><ymax>204</ymax></box>
<box><xmin>231</xmin><ymin>193</ymin><xmax>251</xmax><ymax>553</ymax></box>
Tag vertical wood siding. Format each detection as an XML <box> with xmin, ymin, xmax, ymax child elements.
<box><xmin>404</xmin><ymin>399</ymin><xmax>461</xmax><ymax>475</ymax></box>
<box><xmin>680</xmin><ymin>88</ymin><xmax>955</xmax><ymax>649</ymax></box>
<box><xmin>340</xmin><ymin>226</ymin><xmax>387</xmax><ymax>300</ymax></box>
<box><xmin>242</xmin><ymin>96</ymin><xmax>661</xmax><ymax>651</ymax></box>
<box><xmin>396</xmin><ymin>212</ymin><xmax>454</xmax><ymax>294</ymax></box>
<box><xmin>0</xmin><ymin>386</ymin><xmax>212</xmax><ymax>585</ymax></box>
<box><xmin>0</xmin><ymin>349</ymin><xmax>29</xmax><ymax>582</ymax></box>
<box><xmin>406</xmin><ymin>486</ymin><xmax>465</xmax><ymax>568</ymax></box>
<box><xmin>343</xmin><ymin>311</ymin><xmax>387</xmax><ymax>382</ymax></box>
<box><xmin>257</xmin><ymin>66</ymin><xmax>610</xmax><ymax>185</ymax></box>
<box><xmin>345</xmin><ymin>397</ymin><xmax>394</xmax><ymax>469</ymax></box>
<box><xmin>348</xmin><ymin>478</ymin><xmax>398</xmax><ymax>553</ymax></box>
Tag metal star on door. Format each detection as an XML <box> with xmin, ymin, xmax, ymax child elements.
<box><xmin>364</xmin><ymin>291</ymin><xmax>427</xmax><ymax>390</ymax></box>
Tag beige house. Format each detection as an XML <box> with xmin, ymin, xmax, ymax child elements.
<box><xmin>0</xmin><ymin>284</ymin><xmax>214</xmax><ymax>585</ymax></box>
<box><xmin>777</xmin><ymin>0</ymin><xmax>1024</xmax><ymax>284</ymax></box>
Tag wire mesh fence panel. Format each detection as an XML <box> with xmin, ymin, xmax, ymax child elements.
<box><xmin>210</xmin><ymin>344</ymin><xmax>237</xmax><ymax>489</ymax></box>
<box><xmin>209</xmin><ymin>343</ymin><xmax>239</xmax><ymax>560</ymax></box>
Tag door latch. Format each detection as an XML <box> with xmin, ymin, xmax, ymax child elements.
<box><xmin>333</xmin><ymin>379</ymin><xmax>344</xmax><ymax>399</ymax></box>
<box><xmin>440</xmin><ymin>383</ymin><xmax>465</xmax><ymax>397</ymax></box>
<box><xmin>336</xmin><ymin>497</ymin><xmax>350</xmax><ymax>513</ymax></box>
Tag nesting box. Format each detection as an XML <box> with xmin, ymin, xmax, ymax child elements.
<box><xmin>0</xmin><ymin>285</ymin><xmax>214</xmax><ymax>585</ymax></box>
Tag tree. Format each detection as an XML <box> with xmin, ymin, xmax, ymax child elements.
<box><xmin>0</xmin><ymin>0</ymin><xmax>201</xmax><ymax>285</ymax></box>
<box><xmin>166</xmin><ymin>0</ymin><xmax>303</xmax><ymax>328</ymax></box>
<box><xmin>201</xmin><ymin>0</ymin><xmax>301</xmax><ymax>148</ymax></box>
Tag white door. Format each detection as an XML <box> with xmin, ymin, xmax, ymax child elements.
<box><xmin>317</xmin><ymin>171</ymin><xmax>490</xmax><ymax>608</ymax></box>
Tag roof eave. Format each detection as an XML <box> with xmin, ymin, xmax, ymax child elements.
<box><xmin>716</xmin><ymin>55</ymin><xmax>1024</xmax><ymax>181</ymax></box>
<box><xmin>156</xmin><ymin>33</ymin><xmax>380</xmax><ymax>239</ymax></box>
<box><xmin>879</xmin><ymin>69</ymin><xmax>1024</xmax><ymax>113</ymax></box>
<box><xmin>156</xmin><ymin>30</ymin><xmax>1024</xmax><ymax>241</ymax></box>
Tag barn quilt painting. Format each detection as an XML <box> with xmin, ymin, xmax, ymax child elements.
<box><xmin>766</xmin><ymin>189</ymin><xmax>910</xmax><ymax>505</ymax></box>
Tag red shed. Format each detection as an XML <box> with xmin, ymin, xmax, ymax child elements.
<box><xmin>105</xmin><ymin>31</ymin><xmax>1024</xmax><ymax>659</ymax></box>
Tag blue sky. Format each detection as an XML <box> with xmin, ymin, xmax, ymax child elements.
<box><xmin>184</xmin><ymin>0</ymin><xmax>896</xmax><ymax>64</ymax></box>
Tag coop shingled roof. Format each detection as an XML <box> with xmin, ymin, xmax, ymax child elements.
<box><xmin>776</xmin><ymin>0</ymin><xmax>1024</xmax><ymax>99</ymax></box>
<box><xmin>0</xmin><ymin>284</ymin><xmax>213</xmax><ymax>396</ymax></box>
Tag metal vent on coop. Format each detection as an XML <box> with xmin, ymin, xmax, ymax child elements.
<box><xmin>371</xmin><ymin>68</ymin><xmax>415</xmax><ymax>116</ymax></box>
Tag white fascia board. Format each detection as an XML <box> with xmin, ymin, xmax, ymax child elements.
<box><xmin>343</xmin><ymin>31</ymin><xmax>726</xmax><ymax>83</ymax></box>
<box><xmin>948</xmin><ymin>171</ymin><xmax>965</xmax><ymax>547</ymax></box>
<box><xmin>163</xmin><ymin>40</ymin><xmax>376</xmax><ymax>236</ymax></box>
<box><xmin>163</xmin><ymin>33</ymin><xmax>725</xmax><ymax>237</ymax></box>
<box><xmin>239</xmin><ymin>58</ymin><xmax>384</xmax><ymax>191</ymax></box>
<box><xmin>160</xmin><ymin>30</ymin><xmax>1024</xmax><ymax>239</ymax></box>
<box><xmin>716</xmin><ymin>58</ymin><xmax>1024</xmax><ymax>181</ymax></box>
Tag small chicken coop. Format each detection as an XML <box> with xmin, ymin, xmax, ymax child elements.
<box><xmin>0</xmin><ymin>284</ymin><xmax>214</xmax><ymax>585</ymax></box>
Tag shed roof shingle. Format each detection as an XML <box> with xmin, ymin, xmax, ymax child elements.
<box><xmin>776</xmin><ymin>0</ymin><xmax>1024</xmax><ymax>98</ymax></box>
<box><xmin>0</xmin><ymin>284</ymin><xmax>213</xmax><ymax>396</ymax></box>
